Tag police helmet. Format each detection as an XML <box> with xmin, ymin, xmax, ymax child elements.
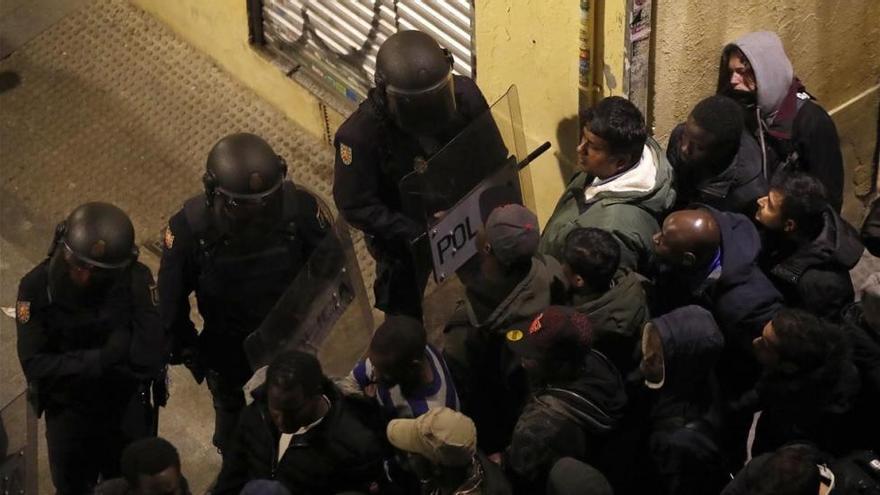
<box><xmin>375</xmin><ymin>30</ymin><xmax>456</xmax><ymax>135</ymax></box>
<box><xmin>204</xmin><ymin>133</ymin><xmax>287</xmax><ymax>208</ymax></box>
<box><xmin>52</xmin><ymin>202</ymin><xmax>137</xmax><ymax>270</ymax></box>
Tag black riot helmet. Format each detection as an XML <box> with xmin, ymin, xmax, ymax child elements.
<box><xmin>47</xmin><ymin>202</ymin><xmax>138</xmax><ymax>301</ymax></box>
<box><xmin>204</xmin><ymin>133</ymin><xmax>288</xmax><ymax>227</ymax></box>
<box><xmin>375</xmin><ymin>30</ymin><xmax>457</xmax><ymax>136</ymax></box>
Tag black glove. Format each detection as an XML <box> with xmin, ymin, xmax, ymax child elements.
<box><xmin>99</xmin><ymin>328</ymin><xmax>131</xmax><ymax>369</ymax></box>
<box><xmin>179</xmin><ymin>346</ymin><xmax>206</xmax><ymax>384</ymax></box>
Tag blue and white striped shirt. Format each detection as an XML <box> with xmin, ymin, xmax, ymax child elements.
<box><xmin>349</xmin><ymin>344</ymin><xmax>460</xmax><ymax>419</ymax></box>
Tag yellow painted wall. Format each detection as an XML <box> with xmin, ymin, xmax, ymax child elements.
<box><xmin>652</xmin><ymin>1</ymin><xmax>880</xmax><ymax>141</ymax></box>
<box><xmin>131</xmin><ymin>0</ymin><xmax>337</xmax><ymax>140</ymax></box>
<box><xmin>475</xmin><ymin>0</ymin><xmax>580</xmax><ymax>225</ymax></box>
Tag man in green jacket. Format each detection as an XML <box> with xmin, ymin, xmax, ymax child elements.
<box><xmin>540</xmin><ymin>96</ymin><xmax>675</xmax><ymax>274</ymax></box>
<box><xmin>561</xmin><ymin>227</ymin><xmax>649</xmax><ymax>375</ymax></box>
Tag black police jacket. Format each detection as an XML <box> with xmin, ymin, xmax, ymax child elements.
<box><xmin>16</xmin><ymin>260</ymin><xmax>162</xmax><ymax>413</ymax></box>
<box><xmin>158</xmin><ymin>182</ymin><xmax>328</xmax><ymax>367</ymax></box>
<box><xmin>213</xmin><ymin>381</ymin><xmax>385</xmax><ymax>495</ymax></box>
<box><xmin>332</xmin><ymin>75</ymin><xmax>491</xmax><ymax>256</ymax></box>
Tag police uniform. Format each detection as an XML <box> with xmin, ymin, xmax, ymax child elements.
<box><xmin>333</xmin><ymin>75</ymin><xmax>491</xmax><ymax>318</ymax></box>
<box><xmin>158</xmin><ymin>181</ymin><xmax>328</xmax><ymax>451</ymax></box>
<box><xmin>16</xmin><ymin>260</ymin><xmax>162</xmax><ymax>494</ymax></box>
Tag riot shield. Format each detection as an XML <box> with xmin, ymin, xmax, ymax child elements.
<box><xmin>0</xmin><ymin>392</ymin><xmax>38</xmax><ymax>494</ymax></box>
<box><xmin>243</xmin><ymin>199</ymin><xmax>373</xmax><ymax>373</ymax></box>
<box><xmin>399</xmin><ymin>86</ymin><xmax>533</xmax><ymax>283</ymax></box>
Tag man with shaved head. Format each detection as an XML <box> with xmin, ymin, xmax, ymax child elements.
<box><xmin>652</xmin><ymin>206</ymin><xmax>783</xmax><ymax>463</ymax></box>
<box><xmin>652</xmin><ymin>206</ymin><xmax>782</xmax><ymax>354</ymax></box>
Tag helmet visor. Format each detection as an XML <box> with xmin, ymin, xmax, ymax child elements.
<box><xmin>386</xmin><ymin>73</ymin><xmax>456</xmax><ymax>135</ymax></box>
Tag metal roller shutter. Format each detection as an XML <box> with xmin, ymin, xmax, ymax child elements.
<box><xmin>253</xmin><ymin>0</ymin><xmax>475</xmax><ymax>110</ymax></box>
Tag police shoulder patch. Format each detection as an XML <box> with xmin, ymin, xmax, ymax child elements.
<box><xmin>339</xmin><ymin>143</ymin><xmax>353</xmax><ymax>166</ymax></box>
<box><xmin>163</xmin><ymin>225</ymin><xmax>174</xmax><ymax>249</ymax></box>
<box><xmin>16</xmin><ymin>301</ymin><xmax>30</xmax><ymax>324</ymax></box>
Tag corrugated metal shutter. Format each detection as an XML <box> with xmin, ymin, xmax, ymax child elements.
<box><xmin>258</xmin><ymin>0</ymin><xmax>475</xmax><ymax>108</ymax></box>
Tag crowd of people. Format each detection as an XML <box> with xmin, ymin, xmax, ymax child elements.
<box><xmin>15</xmin><ymin>27</ymin><xmax>880</xmax><ymax>495</ymax></box>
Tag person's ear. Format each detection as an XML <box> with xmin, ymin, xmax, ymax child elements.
<box><xmin>573</xmin><ymin>274</ymin><xmax>585</xmax><ymax>289</ymax></box>
<box><xmin>783</xmin><ymin>219</ymin><xmax>797</xmax><ymax>234</ymax></box>
<box><xmin>682</xmin><ymin>251</ymin><xmax>697</xmax><ymax>267</ymax></box>
<box><xmin>612</xmin><ymin>154</ymin><xmax>630</xmax><ymax>173</ymax></box>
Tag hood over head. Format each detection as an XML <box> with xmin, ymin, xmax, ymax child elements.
<box><xmin>720</xmin><ymin>31</ymin><xmax>794</xmax><ymax>115</ymax></box>
<box><xmin>704</xmin><ymin>206</ymin><xmax>762</xmax><ymax>280</ymax></box>
<box><xmin>650</xmin><ymin>305</ymin><xmax>724</xmax><ymax>386</ymax></box>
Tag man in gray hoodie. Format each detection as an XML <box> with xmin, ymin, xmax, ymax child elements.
<box><xmin>717</xmin><ymin>31</ymin><xmax>844</xmax><ymax>212</ymax></box>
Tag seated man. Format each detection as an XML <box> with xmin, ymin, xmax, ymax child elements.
<box><xmin>504</xmin><ymin>306</ymin><xmax>627</xmax><ymax>493</ymax></box>
<box><xmin>339</xmin><ymin>314</ymin><xmax>459</xmax><ymax>420</ymax></box>
<box><xmin>387</xmin><ymin>407</ymin><xmax>512</xmax><ymax>495</ymax></box>
<box><xmin>95</xmin><ymin>437</ymin><xmax>190</xmax><ymax>495</ymax></box>
<box><xmin>214</xmin><ymin>350</ymin><xmax>384</xmax><ymax>494</ymax></box>
<box><xmin>637</xmin><ymin>306</ymin><xmax>729</xmax><ymax>495</ymax></box>
<box><xmin>717</xmin><ymin>31</ymin><xmax>844</xmax><ymax>212</ymax></box>
<box><xmin>756</xmin><ymin>172</ymin><xmax>863</xmax><ymax>320</ymax></box>
<box><xmin>750</xmin><ymin>309</ymin><xmax>865</xmax><ymax>457</ymax></box>
<box><xmin>562</xmin><ymin>227</ymin><xmax>648</xmax><ymax>374</ymax></box>
<box><xmin>444</xmin><ymin>203</ymin><xmax>567</xmax><ymax>454</ymax></box>
<box><xmin>539</xmin><ymin>96</ymin><xmax>675</xmax><ymax>273</ymax></box>
<box><xmin>666</xmin><ymin>95</ymin><xmax>767</xmax><ymax>216</ymax></box>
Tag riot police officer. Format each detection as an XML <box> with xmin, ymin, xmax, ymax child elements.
<box><xmin>333</xmin><ymin>30</ymin><xmax>494</xmax><ymax>319</ymax></box>
<box><xmin>158</xmin><ymin>133</ymin><xmax>329</xmax><ymax>454</ymax></box>
<box><xmin>16</xmin><ymin>202</ymin><xmax>163</xmax><ymax>494</ymax></box>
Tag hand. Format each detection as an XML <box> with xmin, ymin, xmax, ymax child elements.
<box><xmin>100</xmin><ymin>329</ymin><xmax>131</xmax><ymax>369</ymax></box>
<box><xmin>488</xmin><ymin>452</ymin><xmax>503</xmax><ymax>465</ymax></box>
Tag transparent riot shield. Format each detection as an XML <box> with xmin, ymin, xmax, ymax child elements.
<box><xmin>399</xmin><ymin>85</ymin><xmax>532</xmax><ymax>284</ymax></box>
<box><xmin>0</xmin><ymin>392</ymin><xmax>38</xmax><ymax>494</ymax></box>
<box><xmin>243</xmin><ymin>199</ymin><xmax>374</xmax><ymax>373</ymax></box>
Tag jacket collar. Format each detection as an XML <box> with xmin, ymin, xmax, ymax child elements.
<box><xmin>770</xmin><ymin>207</ymin><xmax>862</xmax><ymax>284</ymax></box>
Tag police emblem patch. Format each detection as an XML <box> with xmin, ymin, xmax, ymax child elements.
<box><xmin>164</xmin><ymin>226</ymin><xmax>174</xmax><ymax>250</ymax></box>
<box><xmin>16</xmin><ymin>301</ymin><xmax>30</xmax><ymax>324</ymax></box>
<box><xmin>339</xmin><ymin>143</ymin><xmax>353</xmax><ymax>166</ymax></box>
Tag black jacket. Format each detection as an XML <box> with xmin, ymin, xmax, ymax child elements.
<box><xmin>158</xmin><ymin>183</ymin><xmax>327</xmax><ymax>378</ymax></box>
<box><xmin>332</xmin><ymin>75</ymin><xmax>492</xmax><ymax>254</ymax></box>
<box><xmin>765</xmin><ymin>96</ymin><xmax>845</xmax><ymax>213</ymax></box>
<box><xmin>214</xmin><ymin>381</ymin><xmax>385</xmax><ymax>495</ymax></box>
<box><xmin>753</xmin><ymin>339</ymin><xmax>864</xmax><ymax>456</ymax></box>
<box><xmin>842</xmin><ymin>302</ymin><xmax>880</xmax><ymax>451</ymax></box>
<box><xmin>505</xmin><ymin>350</ymin><xmax>627</xmax><ymax>493</ymax></box>
<box><xmin>16</xmin><ymin>260</ymin><xmax>163</xmax><ymax>414</ymax></box>
<box><xmin>667</xmin><ymin>126</ymin><xmax>768</xmax><ymax>217</ymax></box>
<box><xmin>654</xmin><ymin>207</ymin><xmax>782</xmax><ymax>352</ymax></box>
<box><xmin>641</xmin><ymin>306</ymin><xmax>728</xmax><ymax>495</ymax></box>
<box><xmin>763</xmin><ymin>206</ymin><xmax>863</xmax><ymax>320</ymax></box>
<box><xmin>862</xmin><ymin>197</ymin><xmax>880</xmax><ymax>257</ymax></box>
<box><xmin>722</xmin><ymin>447</ymin><xmax>880</xmax><ymax>495</ymax></box>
